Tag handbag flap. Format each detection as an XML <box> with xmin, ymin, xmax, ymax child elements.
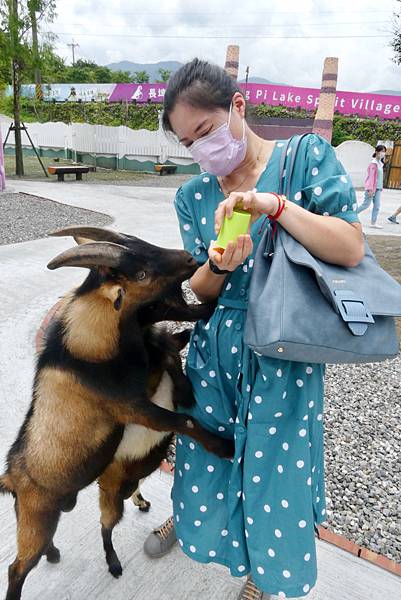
<box><xmin>277</xmin><ymin>227</ymin><xmax>401</xmax><ymax>317</ymax></box>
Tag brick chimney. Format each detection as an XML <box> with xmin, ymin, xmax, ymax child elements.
<box><xmin>312</xmin><ymin>57</ymin><xmax>339</xmax><ymax>143</ymax></box>
<box><xmin>224</xmin><ymin>45</ymin><xmax>240</xmax><ymax>80</ymax></box>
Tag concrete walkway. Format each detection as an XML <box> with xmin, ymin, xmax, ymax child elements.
<box><xmin>0</xmin><ymin>181</ymin><xmax>400</xmax><ymax>599</ymax></box>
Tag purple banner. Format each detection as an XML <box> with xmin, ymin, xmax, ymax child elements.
<box><xmin>109</xmin><ymin>81</ymin><xmax>401</xmax><ymax>121</ymax></box>
<box><xmin>108</xmin><ymin>83</ymin><xmax>167</xmax><ymax>103</ymax></box>
<box><xmin>242</xmin><ymin>83</ymin><xmax>401</xmax><ymax>120</ymax></box>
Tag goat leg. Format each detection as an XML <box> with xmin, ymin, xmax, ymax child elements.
<box><xmin>116</xmin><ymin>401</ymin><xmax>234</xmax><ymax>459</ymax></box>
<box><xmin>138</xmin><ymin>299</ymin><xmax>216</xmax><ymax>325</ymax></box>
<box><xmin>6</xmin><ymin>496</ymin><xmax>61</xmax><ymax>600</ymax></box>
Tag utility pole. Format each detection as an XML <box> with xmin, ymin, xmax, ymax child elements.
<box><xmin>245</xmin><ymin>66</ymin><xmax>250</xmax><ymax>98</ymax></box>
<box><xmin>67</xmin><ymin>39</ymin><xmax>79</xmax><ymax>66</ymax></box>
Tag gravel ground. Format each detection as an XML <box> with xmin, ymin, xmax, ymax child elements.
<box><xmin>1</xmin><ymin>193</ymin><xmax>400</xmax><ymax>565</ymax></box>
<box><xmin>0</xmin><ymin>192</ymin><xmax>112</xmax><ymax>245</ymax></box>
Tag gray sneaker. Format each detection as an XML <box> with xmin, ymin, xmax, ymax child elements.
<box><xmin>237</xmin><ymin>578</ymin><xmax>272</xmax><ymax>600</ymax></box>
<box><xmin>143</xmin><ymin>515</ymin><xmax>177</xmax><ymax>558</ymax></box>
<box><xmin>388</xmin><ymin>215</ymin><xmax>399</xmax><ymax>224</ymax></box>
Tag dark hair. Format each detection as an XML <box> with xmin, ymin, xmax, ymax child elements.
<box><xmin>373</xmin><ymin>144</ymin><xmax>386</xmax><ymax>158</ymax></box>
<box><xmin>162</xmin><ymin>58</ymin><xmax>242</xmax><ymax>133</ymax></box>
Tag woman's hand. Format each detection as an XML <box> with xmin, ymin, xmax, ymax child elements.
<box><xmin>214</xmin><ymin>190</ymin><xmax>280</xmax><ymax>234</ymax></box>
<box><xmin>208</xmin><ymin>235</ymin><xmax>253</xmax><ymax>271</ymax></box>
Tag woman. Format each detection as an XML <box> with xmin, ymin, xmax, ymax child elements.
<box><xmin>357</xmin><ymin>144</ymin><xmax>387</xmax><ymax>228</ymax></box>
<box><xmin>143</xmin><ymin>59</ymin><xmax>364</xmax><ymax>599</ymax></box>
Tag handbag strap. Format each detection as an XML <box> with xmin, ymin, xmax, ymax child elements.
<box><xmin>263</xmin><ymin>133</ymin><xmax>310</xmax><ymax>257</ymax></box>
<box><xmin>278</xmin><ymin>132</ymin><xmax>311</xmax><ymax>196</ymax></box>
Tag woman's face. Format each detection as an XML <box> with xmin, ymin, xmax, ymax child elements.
<box><xmin>169</xmin><ymin>94</ymin><xmax>245</xmax><ymax>149</ymax></box>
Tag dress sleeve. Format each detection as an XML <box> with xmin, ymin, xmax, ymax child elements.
<box><xmin>174</xmin><ymin>186</ymin><xmax>209</xmax><ymax>265</ymax></box>
<box><xmin>297</xmin><ymin>134</ymin><xmax>360</xmax><ymax>224</ymax></box>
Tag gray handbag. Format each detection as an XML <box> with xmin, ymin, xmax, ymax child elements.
<box><xmin>244</xmin><ymin>134</ymin><xmax>401</xmax><ymax>364</ymax></box>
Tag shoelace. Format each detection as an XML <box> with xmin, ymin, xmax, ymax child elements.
<box><xmin>241</xmin><ymin>578</ymin><xmax>263</xmax><ymax>600</ymax></box>
<box><xmin>153</xmin><ymin>515</ymin><xmax>174</xmax><ymax>540</ymax></box>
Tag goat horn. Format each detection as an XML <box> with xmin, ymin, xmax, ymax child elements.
<box><xmin>47</xmin><ymin>241</ymin><xmax>132</xmax><ymax>271</ymax></box>
<box><xmin>48</xmin><ymin>226</ymin><xmax>132</xmax><ymax>245</ymax></box>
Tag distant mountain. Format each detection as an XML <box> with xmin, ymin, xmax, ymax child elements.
<box><xmin>106</xmin><ymin>61</ymin><xmax>183</xmax><ymax>81</ymax></box>
<box><xmin>238</xmin><ymin>76</ymin><xmax>285</xmax><ymax>85</ymax></box>
<box><xmin>106</xmin><ymin>62</ymin><xmax>401</xmax><ymax>96</ymax></box>
<box><xmin>371</xmin><ymin>89</ymin><xmax>401</xmax><ymax>96</ymax></box>
<box><xmin>107</xmin><ymin>61</ymin><xmax>285</xmax><ymax>85</ymax></box>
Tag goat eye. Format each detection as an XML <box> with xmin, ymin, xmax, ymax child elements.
<box><xmin>137</xmin><ymin>271</ymin><xmax>147</xmax><ymax>281</ymax></box>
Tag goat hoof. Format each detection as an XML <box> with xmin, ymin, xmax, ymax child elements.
<box><xmin>46</xmin><ymin>546</ymin><xmax>61</xmax><ymax>563</ymax></box>
<box><xmin>109</xmin><ymin>560</ymin><xmax>123</xmax><ymax>578</ymax></box>
<box><xmin>138</xmin><ymin>501</ymin><xmax>151</xmax><ymax>512</ymax></box>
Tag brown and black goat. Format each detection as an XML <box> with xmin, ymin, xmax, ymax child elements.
<box><xmin>0</xmin><ymin>226</ymin><xmax>232</xmax><ymax>600</ymax></box>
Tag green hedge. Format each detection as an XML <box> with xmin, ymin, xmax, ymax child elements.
<box><xmin>1</xmin><ymin>96</ymin><xmax>401</xmax><ymax>146</ymax></box>
<box><xmin>251</xmin><ymin>103</ymin><xmax>401</xmax><ymax>146</ymax></box>
<box><xmin>0</xmin><ymin>96</ymin><xmax>160</xmax><ymax>130</ymax></box>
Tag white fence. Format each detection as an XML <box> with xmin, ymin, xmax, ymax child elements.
<box><xmin>0</xmin><ymin>115</ymin><xmax>193</xmax><ymax>165</ymax></box>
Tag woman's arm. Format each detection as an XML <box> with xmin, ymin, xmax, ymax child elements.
<box><xmin>365</xmin><ymin>163</ymin><xmax>378</xmax><ymax>195</ymax></box>
<box><xmin>215</xmin><ymin>191</ymin><xmax>365</xmax><ymax>268</ymax></box>
<box><xmin>275</xmin><ymin>197</ymin><xmax>364</xmax><ymax>267</ymax></box>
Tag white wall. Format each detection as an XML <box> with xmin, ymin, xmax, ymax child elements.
<box><xmin>335</xmin><ymin>140</ymin><xmax>374</xmax><ymax>188</ymax></box>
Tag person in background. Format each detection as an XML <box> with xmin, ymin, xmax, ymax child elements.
<box><xmin>388</xmin><ymin>205</ymin><xmax>401</xmax><ymax>224</ymax></box>
<box><xmin>357</xmin><ymin>144</ymin><xmax>387</xmax><ymax>229</ymax></box>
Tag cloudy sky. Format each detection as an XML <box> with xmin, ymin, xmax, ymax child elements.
<box><xmin>43</xmin><ymin>0</ymin><xmax>401</xmax><ymax>92</ymax></box>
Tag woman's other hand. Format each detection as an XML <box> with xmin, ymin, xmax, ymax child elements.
<box><xmin>214</xmin><ymin>191</ymin><xmax>280</xmax><ymax>234</ymax></box>
<box><xmin>208</xmin><ymin>235</ymin><xmax>253</xmax><ymax>271</ymax></box>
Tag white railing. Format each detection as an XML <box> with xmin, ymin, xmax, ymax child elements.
<box><xmin>0</xmin><ymin>116</ymin><xmax>193</xmax><ymax>163</ymax></box>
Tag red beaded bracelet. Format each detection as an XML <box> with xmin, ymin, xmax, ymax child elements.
<box><xmin>268</xmin><ymin>193</ymin><xmax>287</xmax><ymax>221</ymax></box>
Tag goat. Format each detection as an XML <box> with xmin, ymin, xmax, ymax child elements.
<box><xmin>0</xmin><ymin>226</ymin><xmax>232</xmax><ymax>600</ymax></box>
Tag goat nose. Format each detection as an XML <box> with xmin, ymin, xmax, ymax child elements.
<box><xmin>187</xmin><ymin>255</ymin><xmax>196</xmax><ymax>265</ymax></box>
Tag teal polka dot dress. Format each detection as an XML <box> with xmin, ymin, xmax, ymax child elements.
<box><xmin>172</xmin><ymin>134</ymin><xmax>359</xmax><ymax>598</ymax></box>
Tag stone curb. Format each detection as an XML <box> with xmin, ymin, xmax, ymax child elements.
<box><xmin>36</xmin><ymin>302</ymin><xmax>401</xmax><ymax>579</ymax></box>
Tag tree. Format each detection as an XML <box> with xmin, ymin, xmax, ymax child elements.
<box><xmin>109</xmin><ymin>69</ymin><xmax>131</xmax><ymax>83</ymax></box>
<box><xmin>157</xmin><ymin>67</ymin><xmax>171</xmax><ymax>83</ymax></box>
<box><xmin>0</xmin><ymin>0</ymin><xmax>56</xmax><ymax>175</ymax></box>
<box><xmin>391</xmin><ymin>0</ymin><xmax>401</xmax><ymax>64</ymax></box>
<box><xmin>132</xmin><ymin>70</ymin><xmax>149</xmax><ymax>83</ymax></box>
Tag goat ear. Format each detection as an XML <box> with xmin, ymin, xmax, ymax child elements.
<box><xmin>102</xmin><ymin>285</ymin><xmax>126</xmax><ymax>311</ymax></box>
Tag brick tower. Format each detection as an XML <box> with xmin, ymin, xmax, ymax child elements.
<box><xmin>224</xmin><ymin>45</ymin><xmax>240</xmax><ymax>80</ymax></box>
<box><xmin>312</xmin><ymin>57</ymin><xmax>339</xmax><ymax>143</ymax></box>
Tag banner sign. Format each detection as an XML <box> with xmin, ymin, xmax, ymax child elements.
<box><xmin>6</xmin><ymin>83</ymin><xmax>115</xmax><ymax>102</ymax></box>
<box><xmin>243</xmin><ymin>83</ymin><xmax>401</xmax><ymax>120</ymax></box>
<box><xmin>108</xmin><ymin>83</ymin><xmax>166</xmax><ymax>103</ymax></box>
<box><xmin>6</xmin><ymin>82</ymin><xmax>401</xmax><ymax>120</ymax></box>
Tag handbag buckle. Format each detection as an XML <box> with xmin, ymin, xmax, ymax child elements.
<box><xmin>333</xmin><ymin>289</ymin><xmax>375</xmax><ymax>335</ymax></box>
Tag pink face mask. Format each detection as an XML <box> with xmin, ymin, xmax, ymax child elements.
<box><xmin>188</xmin><ymin>103</ymin><xmax>247</xmax><ymax>176</ymax></box>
